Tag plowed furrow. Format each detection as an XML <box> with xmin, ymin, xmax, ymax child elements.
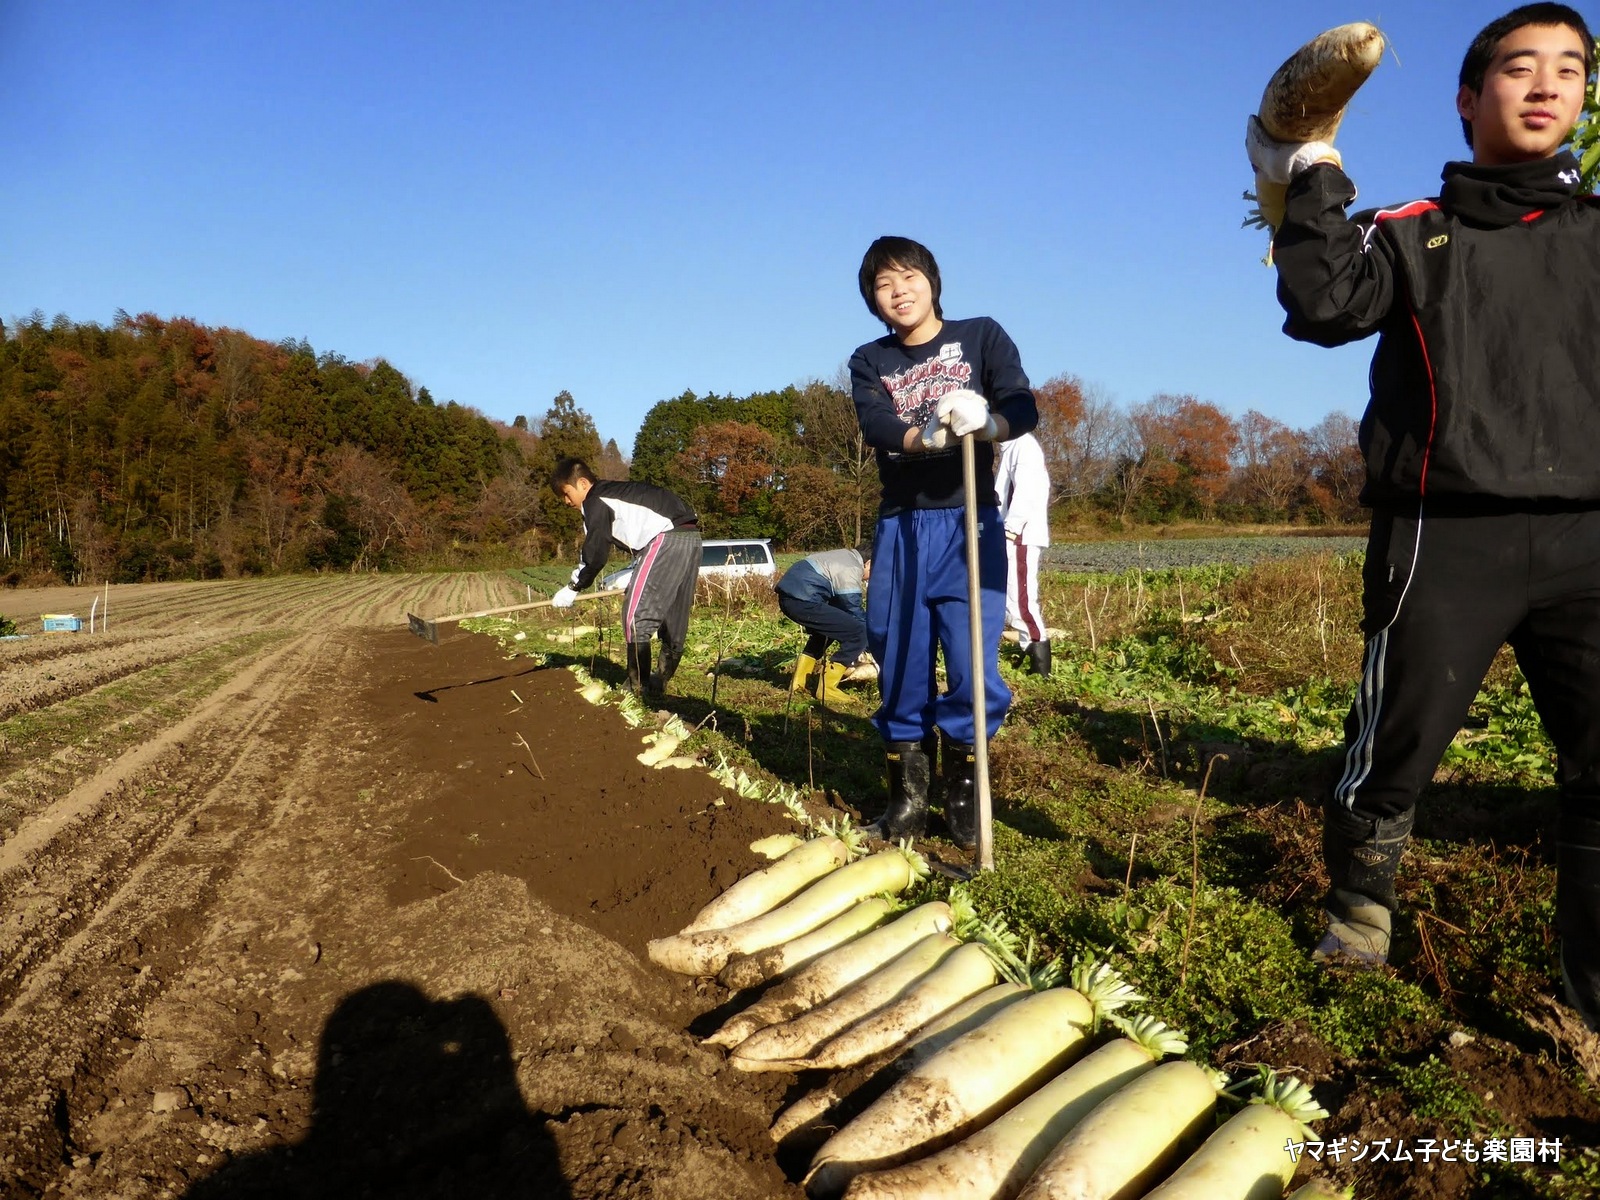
<box><xmin>0</xmin><ymin>633</ymin><xmax>223</xmax><ymax>722</ymax></box>
<box><xmin>0</xmin><ymin>632</ymin><xmax>289</xmax><ymax>841</ymax></box>
<box><xmin>0</xmin><ymin>632</ymin><xmax>352</xmax><ymax>1188</ymax></box>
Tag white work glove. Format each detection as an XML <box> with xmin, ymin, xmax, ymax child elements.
<box><xmin>1245</xmin><ymin>115</ymin><xmax>1342</xmax><ymax>185</ymax></box>
<box><xmin>550</xmin><ymin>586</ymin><xmax>578</xmax><ymax>609</ymax></box>
<box><xmin>569</xmin><ymin>567</ymin><xmax>583</xmax><ymax>588</ymax></box>
<box><xmin>936</xmin><ymin>388</ymin><xmax>1000</xmax><ymax>440</ymax></box>
<box><xmin>919</xmin><ymin>415</ymin><xmax>956</xmax><ymax>451</ymax></box>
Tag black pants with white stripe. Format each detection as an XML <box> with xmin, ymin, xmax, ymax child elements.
<box><xmin>1336</xmin><ymin>501</ymin><xmax>1600</xmax><ymax>1018</ymax></box>
<box><xmin>1337</xmin><ymin>503</ymin><xmax>1600</xmax><ymax>822</ymax></box>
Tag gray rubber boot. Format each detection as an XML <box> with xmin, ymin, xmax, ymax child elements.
<box><xmin>863</xmin><ymin>742</ymin><xmax>930</xmax><ymax>841</ymax></box>
<box><xmin>1558</xmin><ymin>811</ymin><xmax>1600</xmax><ymax>1032</ymax></box>
<box><xmin>1313</xmin><ymin>805</ymin><xmax>1413</xmax><ymax>966</ymax></box>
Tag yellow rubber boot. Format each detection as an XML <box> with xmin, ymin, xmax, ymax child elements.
<box><xmin>790</xmin><ymin>653</ymin><xmax>820</xmax><ymax>693</ymax></box>
<box><xmin>816</xmin><ymin>660</ymin><xmax>849</xmax><ymax>705</ymax></box>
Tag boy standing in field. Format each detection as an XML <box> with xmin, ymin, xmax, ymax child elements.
<box><xmin>995</xmin><ymin>431</ymin><xmax>1054</xmax><ymax>676</ymax></box>
<box><xmin>549</xmin><ymin>457</ymin><xmax>701</xmax><ymax>697</ymax></box>
<box><xmin>1249</xmin><ymin>3</ymin><xmax>1600</xmax><ymax>1028</ymax></box>
<box><xmin>849</xmin><ymin>236</ymin><xmax>1039</xmax><ymax>850</ymax></box>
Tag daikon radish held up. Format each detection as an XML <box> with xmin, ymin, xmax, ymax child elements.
<box><xmin>1247</xmin><ymin>22</ymin><xmax>1384</xmax><ymax>236</ymax></box>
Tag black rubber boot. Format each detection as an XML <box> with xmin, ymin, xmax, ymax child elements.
<box><xmin>1558</xmin><ymin>810</ymin><xmax>1600</xmax><ymax>1032</ymax></box>
<box><xmin>652</xmin><ymin>641</ymin><xmax>683</xmax><ymax>696</ymax></box>
<box><xmin>941</xmin><ymin>740</ymin><xmax>980</xmax><ymax>852</ymax></box>
<box><xmin>1314</xmin><ymin>805</ymin><xmax>1414</xmax><ymax>966</ymax></box>
<box><xmin>626</xmin><ymin>642</ymin><xmax>651</xmax><ymax>695</ymax></box>
<box><xmin>864</xmin><ymin>741</ymin><xmax>930</xmax><ymax>841</ymax></box>
<box><xmin>1026</xmin><ymin>640</ymin><xmax>1052</xmax><ymax>677</ymax></box>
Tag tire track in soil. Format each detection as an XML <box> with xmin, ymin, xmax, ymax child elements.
<box><xmin>1</xmin><ymin>633</ymin><xmax>156</xmax><ymax>669</ymax></box>
<box><xmin>0</xmin><ymin>633</ymin><xmax>290</xmax><ymax>841</ymax></box>
<box><xmin>3</xmin><ymin>573</ymin><xmax>528</xmax><ymax>640</ymax></box>
<box><xmin>0</xmin><ymin>629</ymin><xmax>352</xmax><ymax>1193</ymax></box>
<box><xmin>145</xmin><ymin>579</ymin><xmax>354</xmax><ymax>631</ymax></box>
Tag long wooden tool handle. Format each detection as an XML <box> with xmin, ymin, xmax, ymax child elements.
<box><xmin>962</xmin><ymin>433</ymin><xmax>993</xmax><ymax>872</ymax></box>
<box><xmin>426</xmin><ymin>588</ymin><xmax>624</xmax><ymax>626</ymax></box>
<box><xmin>406</xmin><ymin>588</ymin><xmax>625</xmax><ymax>645</ymax></box>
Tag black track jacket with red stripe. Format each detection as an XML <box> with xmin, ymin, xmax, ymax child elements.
<box><xmin>573</xmin><ymin>480</ymin><xmax>697</xmax><ymax>589</ymax></box>
<box><xmin>1273</xmin><ymin>153</ymin><xmax>1600</xmax><ymax>506</ymax></box>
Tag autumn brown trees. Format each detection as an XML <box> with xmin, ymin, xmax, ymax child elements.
<box><xmin>0</xmin><ymin>313</ymin><xmax>544</xmax><ymax>582</ymax></box>
<box><xmin>1</xmin><ymin>310</ymin><xmax>1370</xmax><ymax>585</ymax></box>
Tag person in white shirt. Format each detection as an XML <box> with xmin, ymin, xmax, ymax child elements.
<box><xmin>994</xmin><ymin>432</ymin><xmax>1052</xmax><ymax>675</ymax></box>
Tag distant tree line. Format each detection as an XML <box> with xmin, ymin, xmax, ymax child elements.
<box><xmin>631</xmin><ymin>373</ymin><xmax>1365</xmax><ymax>542</ymax></box>
<box><xmin>0</xmin><ymin>311</ymin><xmax>623</xmax><ymax>584</ymax></box>
<box><xmin>0</xmin><ymin>310</ymin><xmax>1365</xmax><ymax>586</ymax></box>
<box><xmin>1028</xmin><ymin>375</ymin><xmax>1365</xmax><ymax>527</ymax></box>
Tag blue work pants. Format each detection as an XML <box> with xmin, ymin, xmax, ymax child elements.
<box><xmin>866</xmin><ymin>506</ymin><xmax>1010</xmax><ymax>745</ymax></box>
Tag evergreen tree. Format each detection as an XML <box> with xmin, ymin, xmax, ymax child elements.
<box><xmin>527</xmin><ymin>391</ymin><xmax>603</xmax><ymax>555</ymax></box>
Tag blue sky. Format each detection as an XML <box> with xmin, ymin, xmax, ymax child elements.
<box><xmin>1</xmin><ymin>1</ymin><xmax>1553</xmax><ymax>451</ymax></box>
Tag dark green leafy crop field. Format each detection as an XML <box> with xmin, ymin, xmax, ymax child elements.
<box><xmin>1045</xmin><ymin>536</ymin><xmax>1367</xmax><ymax>572</ymax></box>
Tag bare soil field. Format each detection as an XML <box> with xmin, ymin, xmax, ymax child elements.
<box><xmin>0</xmin><ymin>575</ymin><xmax>806</xmax><ymax>1199</ymax></box>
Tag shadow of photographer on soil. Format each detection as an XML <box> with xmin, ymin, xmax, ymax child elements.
<box><xmin>185</xmin><ymin>981</ymin><xmax>570</xmax><ymax>1200</ymax></box>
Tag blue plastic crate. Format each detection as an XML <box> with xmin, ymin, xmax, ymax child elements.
<box><xmin>41</xmin><ymin>615</ymin><xmax>82</xmax><ymax>632</ymax></box>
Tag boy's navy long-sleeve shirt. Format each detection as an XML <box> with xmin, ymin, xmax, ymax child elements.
<box><xmin>849</xmin><ymin>316</ymin><xmax>1038</xmax><ymax>515</ymax></box>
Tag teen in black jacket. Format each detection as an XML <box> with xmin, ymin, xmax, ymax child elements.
<box><xmin>550</xmin><ymin>459</ymin><xmax>700</xmax><ymax>696</ymax></box>
<box><xmin>1251</xmin><ymin>2</ymin><xmax>1600</xmax><ymax>1031</ymax></box>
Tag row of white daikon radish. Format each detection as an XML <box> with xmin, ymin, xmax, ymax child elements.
<box><xmin>573</xmin><ymin>670</ymin><xmax>707</xmax><ymax>767</ymax></box>
<box><xmin>647</xmin><ymin>832</ymin><xmax>1349</xmax><ymax>1200</ymax></box>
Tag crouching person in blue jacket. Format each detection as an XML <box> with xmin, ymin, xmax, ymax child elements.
<box><xmin>776</xmin><ymin>543</ymin><xmax>876</xmax><ymax>704</ymax></box>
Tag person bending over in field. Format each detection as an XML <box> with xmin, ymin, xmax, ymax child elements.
<box><xmin>1248</xmin><ymin>3</ymin><xmax>1600</xmax><ymax>1029</ymax></box>
<box><xmin>848</xmin><ymin>235</ymin><xmax>1039</xmax><ymax>851</ymax></box>
<box><xmin>549</xmin><ymin>457</ymin><xmax>700</xmax><ymax>697</ymax></box>
<box><xmin>775</xmin><ymin>542</ymin><xmax>877</xmax><ymax>705</ymax></box>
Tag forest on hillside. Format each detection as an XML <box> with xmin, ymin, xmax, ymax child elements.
<box><xmin>0</xmin><ymin>311</ymin><xmax>1365</xmax><ymax>586</ymax></box>
<box><xmin>0</xmin><ymin>312</ymin><xmax>632</xmax><ymax>584</ymax></box>
<box><xmin>630</xmin><ymin>375</ymin><xmax>1367</xmax><ymax>549</ymax></box>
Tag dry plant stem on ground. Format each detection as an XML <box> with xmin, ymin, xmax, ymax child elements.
<box><xmin>513</xmin><ymin>732</ymin><xmax>545</xmax><ymax>779</ymax></box>
<box><xmin>1180</xmin><ymin>754</ymin><xmax>1225</xmax><ymax>990</ymax></box>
